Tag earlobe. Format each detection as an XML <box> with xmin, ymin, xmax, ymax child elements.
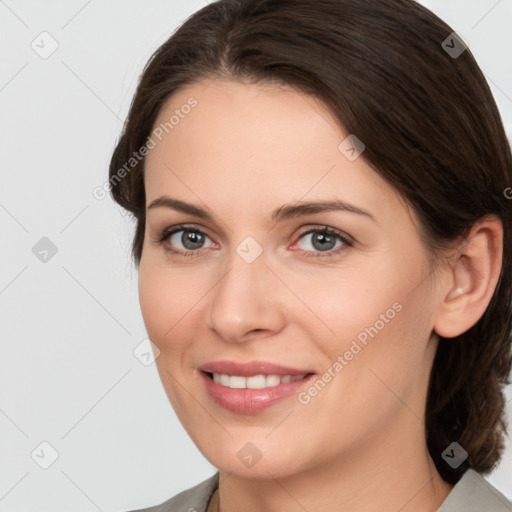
<box><xmin>433</xmin><ymin>215</ymin><xmax>503</xmax><ymax>339</ymax></box>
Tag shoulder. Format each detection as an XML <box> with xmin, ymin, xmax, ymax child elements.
<box><xmin>438</xmin><ymin>469</ymin><xmax>511</xmax><ymax>511</ymax></box>
<box><xmin>126</xmin><ymin>472</ymin><xmax>219</xmax><ymax>512</ymax></box>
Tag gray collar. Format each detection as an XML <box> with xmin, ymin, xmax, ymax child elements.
<box><xmin>131</xmin><ymin>468</ymin><xmax>511</xmax><ymax>511</ymax></box>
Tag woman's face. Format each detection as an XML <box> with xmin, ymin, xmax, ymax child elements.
<box><xmin>139</xmin><ymin>79</ymin><xmax>445</xmax><ymax>478</ymax></box>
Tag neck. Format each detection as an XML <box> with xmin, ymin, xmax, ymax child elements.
<box><xmin>216</xmin><ymin>413</ymin><xmax>453</xmax><ymax>512</ymax></box>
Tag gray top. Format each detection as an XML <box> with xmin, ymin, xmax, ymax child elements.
<box><xmin>129</xmin><ymin>469</ymin><xmax>511</xmax><ymax>511</ymax></box>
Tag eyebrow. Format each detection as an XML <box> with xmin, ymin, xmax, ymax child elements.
<box><xmin>146</xmin><ymin>196</ymin><xmax>377</xmax><ymax>222</ymax></box>
<box><xmin>146</xmin><ymin>196</ymin><xmax>376</xmax><ymax>223</ymax></box>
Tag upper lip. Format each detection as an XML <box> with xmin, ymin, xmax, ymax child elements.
<box><xmin>199</xmin><ymin>360</ymin><xmax>314</xmax><ymax>377</ymax></box>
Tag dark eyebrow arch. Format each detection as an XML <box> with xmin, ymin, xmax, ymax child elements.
<box><xmin>146</xmin><ymin>196</ymin><xmax>376</xmax><ymax>223</ymax></box>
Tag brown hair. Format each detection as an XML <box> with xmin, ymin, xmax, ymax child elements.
<box><xmin>109</xmin><ymin>0</ymin><xmax>512</xmax><ymax>483</ymax></box>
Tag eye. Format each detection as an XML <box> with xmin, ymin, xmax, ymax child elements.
<box><xmin>155</xmin><ymin>224</ymin><xmax>352</xmax><ymax>259</ymax></box>
<box><xmin>293</xmin><ymin>226</ymin><xmax>352</xmax><ymax>257</ymax></box>
<box><xmin>156</xmin><ymin>225</ymin><xmax>215</xmax><ymax>256</ymax></box>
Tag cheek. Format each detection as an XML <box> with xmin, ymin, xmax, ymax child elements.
<box><xmin>138</xmin><ymin>264</ymin><xmax>201</xmax><ymax>410</ymax></box>
<box><xmin>295</xmin><ymin>251</ymin><xmax>432</xmax><ymax>386</ymax></box>
<box><xmin>138</xmin><ymin>258</ymin><xmax>219</xmax><ymax>377</ymax></box>
<box><xmin>138</xmin><ymin>262</ymin><xmax>192</xmax><ymax>351</ymax></box>
<box><xmin>287</xmin><ymin>261</ymin><xmax>405</xmax><ymax>346</ymax></box>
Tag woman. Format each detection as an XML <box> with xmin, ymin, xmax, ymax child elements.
<box><xmin>109</xmin><ymin>0</ymin><xmax>512</xmax><ymax>510</ymax></box>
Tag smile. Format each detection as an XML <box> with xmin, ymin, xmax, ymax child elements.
<box><xmin>199</xmin><ymin>368</ymin><xmax>317</xmax><ymax>415</ymax></box>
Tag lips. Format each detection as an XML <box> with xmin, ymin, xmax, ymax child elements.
<box><xmin>199</xmin><ymin>360</ymin><xmax>316</xmax><ymax>414</ymax></box>
<box><xmin>200</xmin><ymin>360</ymin><xmax>313</xmax><ymax>377</ymax></box>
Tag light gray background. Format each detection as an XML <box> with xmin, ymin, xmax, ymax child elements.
<box><xmin>1</xmin><ymin>1</ymin><xmax>511</xmax><ymax>511</ymax></box>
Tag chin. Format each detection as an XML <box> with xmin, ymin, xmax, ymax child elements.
<box><xmin>192</xmin><ymin>433</ymin><xmax>313</xmax><ymax>480</ymax></box>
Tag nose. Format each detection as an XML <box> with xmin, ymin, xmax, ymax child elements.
<box><xmin>206</xmin><ymin>246</ymin><xmax>287</xmax><ymax>344</ymax></box>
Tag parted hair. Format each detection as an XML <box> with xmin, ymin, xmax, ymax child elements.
<box><xmin>109</xmin><ymin>0</ymin><xmax>512</xmax><ymax>483</ymax></box>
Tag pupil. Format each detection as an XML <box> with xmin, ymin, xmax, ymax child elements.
<box><xmin>313</xmin><ymin>232</ymin><xmax>335</xmax><ymax>251</ymax></box>
<box><xmin>183</xmin><ymin>231</ymin><xmax>204</xmax><ymax>250</ymax></box>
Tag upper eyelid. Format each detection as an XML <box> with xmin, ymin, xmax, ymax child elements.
<box><xmin>160</xmin><ymin>224</ymin><xmax>212</xmax><ymax>241</ymax></box>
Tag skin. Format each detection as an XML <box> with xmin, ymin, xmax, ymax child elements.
<box><xmin>138</xmin><ymin>79</ymin><xmax>503</xmax><ymax>512</ymax></box>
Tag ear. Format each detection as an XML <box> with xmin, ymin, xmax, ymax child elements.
<box><xmin>433</xmin><ymin>215</ymin><xmax>503</xmax><ymax>338</ymax></box>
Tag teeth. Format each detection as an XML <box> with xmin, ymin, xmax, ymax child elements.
<box><xmin>211</xmin><ymin>373</ymin><xmax>307</xmax><ymax>389</ymax></box>
<box><xmin>246</xmin><ymin>375</ymin><xmax>266</xmax><ymax>389</ymax></box>
<box><xmin>229</xmin><ymin>376</ymin><xmax>246</xmax><ymax>388</ymax></box>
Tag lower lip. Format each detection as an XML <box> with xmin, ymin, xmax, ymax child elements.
<box><xmin>200</xmin><ymin>371</ymin><xmax>316</xmax><ymax>414</ymax></box>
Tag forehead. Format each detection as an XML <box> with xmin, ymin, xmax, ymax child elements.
<box><xmin>143</xmin><ymin>79</ymin><xmax>401</xmax><ymax>220</ymax></box>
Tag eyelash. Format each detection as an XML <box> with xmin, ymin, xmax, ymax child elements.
<box><xmin>155</xmin><ymin>224</ymin><xmax>353</xmax><ymax>259</ymax></box>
